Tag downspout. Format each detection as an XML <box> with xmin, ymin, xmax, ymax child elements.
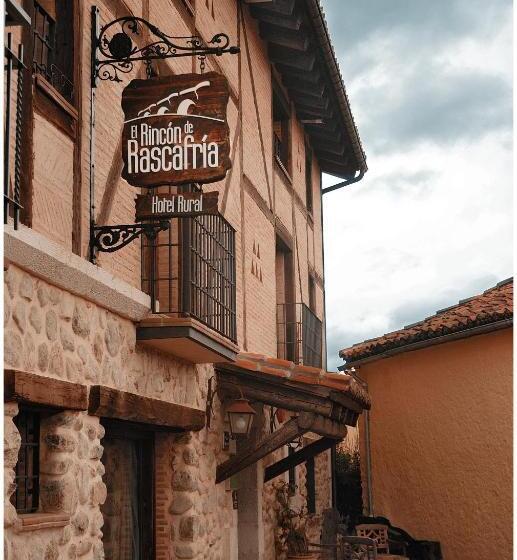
<box><xmin>320</xmin><ymin>167</ymin><xmax>365</xmax><ymax>508</ymax></box>
<box><xmin>339</xmin><ymin>365</ymin><xmax>374</xmax><ymax>516</ymax></box>
<box><xmin>322</xmin><ymin>169</ymin><xmax>365</xmax><ymax>195</ymax></box>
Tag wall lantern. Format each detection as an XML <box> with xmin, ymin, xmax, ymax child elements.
<box><xmin>206</xmin><ymin>376</ymin><xmax>256</xmax><ymax>437</ymax></box>
<box><xmin>226</xmin><ymin>398</ymin><xmax>256</xmax><ymax>437</ymax></box>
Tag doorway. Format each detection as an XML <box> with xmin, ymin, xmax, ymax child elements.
<box><xmin>101</xmin><ymin>420</ymin><xmax>155</xmax><ymax>560</ymax></box>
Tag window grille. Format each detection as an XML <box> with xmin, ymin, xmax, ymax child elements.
<box><xmin>32</xmin><ymin>1</ymin><xmax>74</xmax><ymax>102</ymax></box>
<box><xmin>141</xmin><ymin>185</ymin><xmax>237</xmax><ymax>342</ymax></box>
<box><xmin>277</xmin><ymin>303</ymin><xmax>323</xmax><ymax>368</ymax></box>
<box><xmin>11</xmin><ymin>409</ymin><xmax>40</xmax><ymax>514</ymax></box>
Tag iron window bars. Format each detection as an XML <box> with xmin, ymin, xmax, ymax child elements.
<box><xmin>141</xmin><ymin>185</ymin><xmax>237</xmax><ymax>343</ymax></box>
<box><xmin>11</xmin><ymin>409</ymin><xmax>40</xmax><ymax>514</ymax></box>
<box><xmin>32</xmin><ymin>1</ymin><xmax>74</xmax><ymax>102</ymax></box>
<box><xmin>4</xmin><ymin>33</ymin><xmax>25</xmax><ymax>229</ymax></box>
<box><xmin>277</xmin><ymin>302</ymin><xmax>323</xmax><ymax>368</ymax></box>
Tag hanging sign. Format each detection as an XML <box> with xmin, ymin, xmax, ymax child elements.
<box><xmin>135</xmin><ymin>191</ymin><xmax>219</xmax><ymax>221</ymax></box>
<box><xmin>121</xmin><ymin>72</ymin><xmax>231</xmax><ymax>187</ymax></box>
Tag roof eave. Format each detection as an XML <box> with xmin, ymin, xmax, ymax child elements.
<box><xmin>339</xmin><ymin>317</ymin><xmax>513</xmax><ymax>368</ymax></box>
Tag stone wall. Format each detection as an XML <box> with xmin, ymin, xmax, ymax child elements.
<box><xmin>3</xmin><ymin>263</ymin><xmax>233</xmax><ymax>560</ymax></box>
<box><xmin>5</xmin><ymin>405</ymin><xmax>106</xmax><ymax>560</ymax></box>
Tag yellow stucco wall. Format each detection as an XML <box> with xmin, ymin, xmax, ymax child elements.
<box><xmin>356</xmin><ymin>328</ymin><xmax>512</xmax><ymax>560</ymax></box>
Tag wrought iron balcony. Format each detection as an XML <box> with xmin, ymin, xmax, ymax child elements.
<box><xmin>277</xmin><ymin>303</ymin><xmax>323</xmax><ymax>368</ymax></box>
<box><xmin>138</xmin><ymin>185</ymin><xmax>237</xmax><ymax>363</ymax></box>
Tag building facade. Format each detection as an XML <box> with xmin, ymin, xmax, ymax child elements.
<box><xmin>4</xmin><ymin>1</ymin><xmax>367</xmax><ymax>559</ymax></box>
<box><xmin>339</xmin><ymin>279</ymin><xmax>513</xmax><ymax>560</ymax></box>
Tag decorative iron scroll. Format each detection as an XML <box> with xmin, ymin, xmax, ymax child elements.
<box><xmin>91</xmin><ymin>221</ymin><xmax>169</xmax><ymax>253</ymax></box>
<box><xmin>94</xmin><ymin>16</ymin><xmax>239</xmax><ymax>82</ymax></box>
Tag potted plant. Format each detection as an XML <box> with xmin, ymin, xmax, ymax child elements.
<box><xmin>273</xmin><ymin>481</ymin><xmax>319</xmax><ymax>560</ymax></box>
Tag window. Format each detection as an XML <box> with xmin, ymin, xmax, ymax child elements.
<box><xmin>32</xmin><ymin>0</ymin><xmax>74</xmax><ymax>102</ymax></box>
<box><xmin>273</xmin><ymin>87</ymin><xmax>290</xmax><ymax>173</ymax></box>
<box><xmin>306</xmin><ymin>456</ymin><xmax>316</xmax><ymax>514</ymax></box>
<box><xmin>11</xmin><ymin>408</ymin><xmax>40</xmax><ymax>514</ymax></box>
<box><xmin>305</xmin><ymin>145</ymin><xmax>313</xmax><ymax>214</ymax></box>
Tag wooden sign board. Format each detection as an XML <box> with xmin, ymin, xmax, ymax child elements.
<box><xmin>135</xmin><ymin>191</ymin><xmax>219</xmax><ymax>221</ymax></box>
<box><xmin>121</xmin><ymin>72</ymin><xmax>231</xmax><ymax>188</ymax></box>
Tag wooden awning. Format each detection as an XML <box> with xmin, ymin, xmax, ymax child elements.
<box><xmin>215</xmin><ymin>353</ymin><xmax>370</xmax><ymax>483</ymax></box>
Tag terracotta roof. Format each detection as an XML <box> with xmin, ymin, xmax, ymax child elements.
<box><xmin>340</xmin><ymin>278</ymin><xmax>513</xmax><ymax>365</ymax></box>
<box><xmin>231</xmin><ymin>352</ymin><xmax>371</xmax><ymax>410</ymax></box>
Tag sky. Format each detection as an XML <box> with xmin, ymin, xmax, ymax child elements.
<box><xmin>320</xmin><ymin>0</ymin><xmax>513</xmax><ymax>370</ymax></box>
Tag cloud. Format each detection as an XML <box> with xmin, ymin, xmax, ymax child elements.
<box><xmin>319</xmin><ymin>1</ymin><xmax>512</xmax><ymax>371</ymax></box>
<box><xmin>322</xmin><ymin>0</ymin><xmax>512</xmax><ymax>153</ymax></box>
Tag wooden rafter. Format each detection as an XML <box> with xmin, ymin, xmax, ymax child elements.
<box><xmin>216</xmin><ymin>412</ymin><xmax>347</xmax><ymax>483</ymax></box>
<box><xmin>216</xmin><ymin>412</ymin><xmax>315</xmax><ymax>483</ymax></box>
<box><xmin>264</xmin><ymin>436</ymin><xmax>339</xmax><ymax>483</ymax></box>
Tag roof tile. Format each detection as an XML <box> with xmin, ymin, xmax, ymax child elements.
<box><xmin>340</xmin><ymin>278</ymin><xmax>513</xmax><ymax>364</ymax></box>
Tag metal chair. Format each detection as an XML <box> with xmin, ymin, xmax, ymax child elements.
<box><xmin>309</xmin><ymin>535</ymin><xmax>377</xmax><ymax>560</ymax></box>
<box><xmin>355</xmin><ymin>524</ymin><xmax>407</xmax><ymax>558</ymax></box>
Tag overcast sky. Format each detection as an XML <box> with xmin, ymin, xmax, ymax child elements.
<box><xmin>320</xmin><ymin>0</ymin><xmax>513</xmax><ymax>370</ymax></box>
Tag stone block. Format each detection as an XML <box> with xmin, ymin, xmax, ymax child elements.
<box><xmin>72</xmin><ymin>303</ymin><xmax>90</xmax><ymax>338</ymax></box>
<box><xmin>174</xmin><ymin>544</ymin><xmax>195</xmax><ymax>559</ymax></box>
<box><xmin>40</xmin><ymin>476</ymin><xmax>77</xmax><ymax>513</ymax></box>
<box><xmin>4</xmin><ymin>331</ymin><xmax>22</xmax><ymax>368</ymax></box>
<box><xmin>60</xmin><ymin>325</ymin><xmax>75</xmax><ymax>351</ymax></box>
<box><xmin>37</xmin><ymin>285</ymin><xmax>50</xmax><ymax>307</ymax></box>
<box><xmin>169</xmin><ymin>492</ymin><xmax>193</xmax><ymax>515</ymax></box>
<box><xmin>72</xmin><ymin>511</ymin><xmax>90</xmax><ymax>535</ymax></box>
<box><xmin>172</xmin><ymin>470</ymin><xmax>198</xmax><ymax>492</ymax></box>
<box><xmin>13</xmin><ymin>301</ymin><xmax>26</xmax><ymax>333</ymax></box>
<box><xmin>179</xmin><ymin>515</ymin><xmax>199</xmax><ymax>541</ymax></box>
<box><xmin>29</xmin><ymin>305</ymin><xmax>43</xmax><ymax>333</ymax></box>
<box><xmin>49</xmin><ymin>344</ymin><xmax>64</xmax><ymax>377</ymax></box>
<box><xmin>44</xmin><ymin>433</ymin><xmax>76</xmax><ymax>453</ymax></box>
<box><xmin>19</xmin><ymin>275</ymin><xmax>34</xmax><ymax>301</ymax></box>
<box><xmin>46</xmin><ymin>309</ymin><xmax>58</xmax><ymax>341</ymax></box>
<box><xmin>104</xmin><ymin>320</ymin><xmax>121</xmax><ymax>357</ymax></box>
<box><xmin>38</xmin><ymin>342</ymin><xmax>49</xmax><ymax>371</ymax></box>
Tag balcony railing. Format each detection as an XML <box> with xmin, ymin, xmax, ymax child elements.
<box><xmin>141</xmin><ymin>186</ymin><xmax>237</xmax><ymax>343</ymax></box>
<box><xmin>277</xmin><ymin>303</ymin><xmax>323</xmax><ymax>368</ymax></box>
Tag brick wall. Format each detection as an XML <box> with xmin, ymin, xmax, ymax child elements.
<box><xmin>5</xmin><ymin>0</ymin><xmax>332</xmax><ymax>558</ymax></box>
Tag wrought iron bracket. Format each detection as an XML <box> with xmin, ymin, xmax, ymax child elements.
<box><xmin>89</xmin><ymin>221</ymin><xmax>169</xmax><ymax>261</ymax></box>
<box><xmin>91</xmin><ymin>7</ymin><xmax>239</xmax><ymax>85</ymax></box>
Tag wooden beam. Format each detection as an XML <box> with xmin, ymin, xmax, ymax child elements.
<box><xmin>217</xmin><ymin>369</ymin><xmax>335</xmax><ymax>418</ymax></box>
<box><xmin>88</xmin><ymin>385</ymin><xmax>205</xmax><ymax>431</ymax></box>
<box><xmin>264</xmin><ymin>437</ymin><xmax>339</xmax><ymax>482</ymax></box>
<box><xmin>259</xmin><ymin>22</ymin><xmax>309</xmax><ymax>51</ymax></box>
<box><xmin>268</xmin><ymin>45</ymin><xmax>315</xmax><ymax>71</ymax></box>
<box><xmin>275</xmin><ymin>64</ymin><xmax>323</xmax><ymax>84</ymax></box>
<box><xmin>216</xmin><ymin>412</ymin><xmax>316</xmax><ymax>483</ymax></box>
<box><xmin>249</xmin><ymin>7</ymin><xmax>302</xmax><ymax>30</ymax></box>
<box><xmin>247</xmin><ymin>0</ymin><xmax>296</xmax><ymax>16</ymax></box>
<box><xmin>289</xmin><ymin>89</ymin><xmax>330</xmax><ymax>111</ymax></box>
<box><xmin>285</xmin><ymin>78</ymin><xmax>327</xmax><ymax>98</ymax></box>
<box><xmin>4</xmin><ymin>369</ymin><xmax>88</xmax><ymax>410</ymax></box>
<box><xmin>309</xmin><ymin>414</ymin><xmax>348</xmax><ymax>439</ymax></box>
